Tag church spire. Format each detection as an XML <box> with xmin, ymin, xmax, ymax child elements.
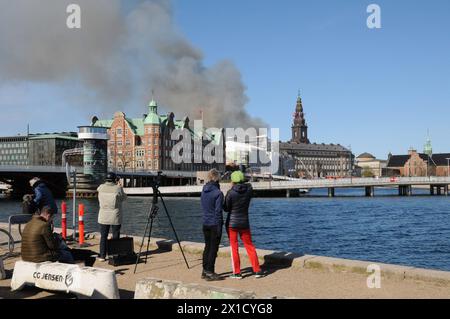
<box><xmin>296</xmin><ymin>90</ymin><xmax>303</xmax><ymax>113</ymax></box>
<box><xmin>291</xmin><ymin>91</ymin><xmax>310</xmax><ymax>144</ymax></box>
<box><xmin>424</xmin><ymin>129</ymin><xmax>433</xmax><ymax>157</ymax></box>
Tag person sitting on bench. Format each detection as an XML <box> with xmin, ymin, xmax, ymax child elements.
<box><xmin>21</xmin><ymin>206</ymin><xmax>74</xmax><ymax>264</ymax></box>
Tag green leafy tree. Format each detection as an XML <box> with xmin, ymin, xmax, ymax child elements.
<box><xmin>362</xmin><ymin>168</ymin><xmax>375</xmax><ymax>178</ymax></box>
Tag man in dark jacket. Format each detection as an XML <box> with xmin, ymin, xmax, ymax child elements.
<box><xmin>224</xmin><ymin>171</ymin><xmax>263</xmax><ymax>279</ymax></box>
<box><xmin>21</xmin><ymin>206</ymin><xmax>74</xmax><ymax>263</ymax></box>
<box><xmin>200</xmin><ymin>169</ymin><xmax>224</xmax><ymax>281</ymax></box>
<box><xmin>29</xmin><ymin>177</ymin><xmax>58</xmax><ymax>215</ymax></box>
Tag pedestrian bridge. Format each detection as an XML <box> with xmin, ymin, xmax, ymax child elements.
<box><xmin>124</xmin><ymin>176</ymin><xmax>450</xmax><ymax>197</ymax></box>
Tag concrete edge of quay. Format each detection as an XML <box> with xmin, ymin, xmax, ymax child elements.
<box><xmin>3</xmin><ymin>224</ymin><xmax>450</xmax><ymax>295</ymax></box>
<box><xmin>134</xmin><ymin>277</ymin><xmax>258</xmax><ymax>299</ymax></box>
<box><xmin>119</xmin><ymin>233</ymin><xmax>450</xmax><ymax>286</ymax></box>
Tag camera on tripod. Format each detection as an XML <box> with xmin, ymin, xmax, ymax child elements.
<box><xmin>148</xmin><ymin>171</ymin><xmax>163</xmax><ymax>204</ymax></box>
<box><xmin>133</xmin><ymin>170</ymin><xmax>190</xmax><ymax>273</ymax></box>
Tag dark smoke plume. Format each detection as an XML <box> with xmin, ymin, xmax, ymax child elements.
<box><xmin>0</xmin><ymin>0</ymin><xmax>265</xmax><ymax>128</ymax></box>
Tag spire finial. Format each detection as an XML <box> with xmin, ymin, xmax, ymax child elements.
<box><xmin>424</xmin><ymin>129</ymin><xmax>433</xmax><ymax>156</ymax></box>
<box><xmin>148</xmin><ymin>90</ymin><xmax>158</xmax><ymax>110</ymax></box>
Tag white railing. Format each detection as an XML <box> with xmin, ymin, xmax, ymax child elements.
<box><xmin>252</xmin><ymin>176</ymin><xmax>450</xmax><ymax>190</ymax></box>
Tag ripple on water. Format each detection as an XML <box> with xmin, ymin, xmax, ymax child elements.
<box><xmin>1</xmin><ymin>193</ymin><xmax>450</xmax><ymax>270</ymax></box>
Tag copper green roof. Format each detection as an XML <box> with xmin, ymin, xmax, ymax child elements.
<box><xmin>93</xmin><ymin>120</ymin><xmax>114</xmax><ymax>128</ymax></box>
<box><xmin>93</xmin><ymin>110</ymin><xmax>222</xmax><ymax>145</ymax></box>
<box><xmin>175</xmin><ymin>120</ymin><xmax>186</xmax><ymax>129</ymax></box>
<box><xmin>126</xmin><ymin>119</ymin><xmax>145</xmax><ymax>136</ymax></box>
<box><xmin>144</xmin><ymin>113</ymin><xmax>160</xmax><ymax>125</ymax></box>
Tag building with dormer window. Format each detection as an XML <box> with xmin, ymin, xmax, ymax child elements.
<box><xmin>92</xmin><ymin>99</ymin><xmax>226</xmax><ymax>173</ymax></box>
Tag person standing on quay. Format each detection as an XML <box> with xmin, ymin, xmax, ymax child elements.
<box><xmin>224</xmin><ymin>171</ymin><xmax>264</xmax><ymax>279</ymax></box>
<box><xmin>200</xmin><ymin>169</ymin><xmax>224</xmax><ymax>281</ymax></box>
<box><xmin>29</xmin><ymin>177</ymin><xmax>58</xmax><ymax>215</ymax></box>
<box><xmin>97</xmin><ymin>172</ymin><xmax>127</xmax><ymax>261</ymax></box>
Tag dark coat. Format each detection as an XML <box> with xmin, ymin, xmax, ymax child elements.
<box><xmin>21</xmin><ymin>216</ymin><xmax>59</xmax><ymax>263</ymax></box>
<box><xmin>224</xmin><ymin>183</ymin><xmax>253</xmax><ymax>229</ymax></box>
<box><xmin>201</xmin><ymin>182</ymin><xmax>224</xmax><ymax>227</ymax></box>
<box><xmin>33</xmin><ymin>181</ymin><xmax>58</xmax><ymax>215</ymax></box>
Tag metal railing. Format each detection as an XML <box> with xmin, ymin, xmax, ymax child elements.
<box><xmin>0</xmin><ymin>165</ymin><xmax>83</xmax><ymax>173</ymax></box>
<box><xmin>252</xmin><ymin>176</ymin><xmax>450</xmax><ymax>190</ymax></box>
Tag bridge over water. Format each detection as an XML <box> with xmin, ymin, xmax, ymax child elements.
<box><xmin>0</xmin><ymin>165</ymin><xmax>72</xmax><ymax>198</ymax></box>
<box><xmin>0</xmin><ymin>165</ymin><xmax>198</xmax><ymax>198</ymax></box>
<box><xmin>1</xmin><ymin>165</ymin><xmax>449</xmax><ymax>198</ymax></box>
<box><xmin>124</xmin><ymin>176</ymin><xmax>450</xmax><ymax>197</ymax></box>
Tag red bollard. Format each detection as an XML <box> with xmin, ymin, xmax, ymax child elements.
<box><xmin>61</xmin><ymin>201</ymin><xmax>67</xmax><ymax>240</ymax></box>
<box><xmin>78</xmin><ymin>203</ymin><xmax>85</xmax><ymax>246</ymax></box>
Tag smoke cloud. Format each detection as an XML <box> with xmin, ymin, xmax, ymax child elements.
<box><xmin>0</xmin><ymin>0</ymin><xmax>265</xmax><ymax>128</ymax></box>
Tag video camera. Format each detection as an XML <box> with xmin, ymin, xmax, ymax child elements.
<box><xmin>149</xmin><ymin>171</ymin><xmax>163</xmax><ymax>204</ymax></box>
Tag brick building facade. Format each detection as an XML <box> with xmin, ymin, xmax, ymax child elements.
<box><xmin>92</xmin><ymin>99</ymin><xmax>226</xmax><ymax>173</ymax></box>
<box><xmin>387</xmin><ymin>149</ymin><xmax>450</xmax><ymax>177</ymax></box>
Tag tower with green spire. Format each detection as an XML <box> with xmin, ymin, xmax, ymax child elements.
<box><xmin>424</xmin><ymin>131</ymin><xmax>433</xmax><ymax>157</ymax></box>
<box><xmin>144</xmin><ymin>99</ymin><xmax>160</xmax><ymax>125</ymax></box>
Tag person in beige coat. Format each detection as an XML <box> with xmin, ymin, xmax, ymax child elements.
<box><xmin>97</xmin><ymin>172</ymin><xmax>127</xmax><ymax>261</ymax></box>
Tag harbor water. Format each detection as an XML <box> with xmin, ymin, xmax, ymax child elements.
<box><xmin>1</xmin><ymin>187</ymin><xmax>450</xmax><ymax>271</ymax></box>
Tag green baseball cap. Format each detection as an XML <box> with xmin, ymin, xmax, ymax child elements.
<box><xmin>231</xmin><ymin>171</ymin><xmax>245</xmax><ymax>183</ymax></box>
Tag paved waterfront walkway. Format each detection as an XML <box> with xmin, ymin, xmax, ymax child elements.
<box><xmin>1</xmin><ymin>225</ymin><xmax>450</xmax><ymax>299</ymax></box>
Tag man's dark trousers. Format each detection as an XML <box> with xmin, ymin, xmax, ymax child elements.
<box><xmin>99</xmin><ymin>224</ymin><xmax>121</xmax><ymax>259</ymax></box>
<box><xmin>202</xmin><ymin>225</ymin><xmax>222</xmax><ymax>273</ymax></box>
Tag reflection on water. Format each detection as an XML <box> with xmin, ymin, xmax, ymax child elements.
<box><xmin>1</xmin><ymin>187</ymin><xmax>450</xmax><ymax>271</ymax></box>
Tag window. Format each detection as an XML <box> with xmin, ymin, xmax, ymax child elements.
<box><xmin>116</xmin><ymin>128</ymin><xmax>122</xmax><ymax>135</ymax></box>
<box><xmin>126</xmin><ymin>139</ymin><xmax>131</xmax><ymax>146</ymax></box>
<box><xmin>136</xmin><ymin>150</ymin><xmax>145</xmax><ymax>157</ymax></box>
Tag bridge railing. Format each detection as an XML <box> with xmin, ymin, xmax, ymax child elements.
<box><xmin>117</xmin><ymin>170</ymin><xmax>196</xmax><ymax>178</ymax></box>
<box><xmin>0</xmin><ymin>165</ymin><xmax>78</xmax><ymax>173</ymax></box>
<box><xmin>252</xmin><ymin>176</ymin><xmax>450</xmax><ymax>189</ymax></box>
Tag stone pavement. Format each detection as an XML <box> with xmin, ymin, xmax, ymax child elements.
<box><xmin>1</xmin><ymin>224</ymin><xmax>450</xmax><ymax>299</ymax></box>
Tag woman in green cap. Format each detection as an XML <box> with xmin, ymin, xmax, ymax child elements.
<box><xmin>224</xmin><ymin>171</ymin><xmax>264</xmax><ymax>279</ymax></box>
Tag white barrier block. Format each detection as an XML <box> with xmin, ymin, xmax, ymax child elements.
<box><xmin>11</xmin><ymin>261</ymin><xmax>119</xmax><ymax>299</ymax></box>
<box><xmin>0</xmin><ymin>257</ymin><xmax>5</xmax><ymax>280</ymax></box>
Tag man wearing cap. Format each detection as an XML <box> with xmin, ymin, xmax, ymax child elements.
<box><xmin>29</xmin><ymin>177</ymin><xmax>58</xmax><ymax>215</ymax></box>
<box><xmin>97</xmin><ymin>172</ymin><xmax>127</xmax><ymax>261</ymax></box>
<box><xmin>224</xmin><ymin>171</ymin><xmax>264</xmax><ymax>279</ymax></box>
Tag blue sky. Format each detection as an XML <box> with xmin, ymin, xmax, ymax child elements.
<box><xmin>1</xmin><ymin>0</ymin><xmax>449</xmax><ymax>159</ymax></box>
<box><xmin>171</xmin><ymin>0</ymin><xmax>450</xmax><ymax>158</ymax></box>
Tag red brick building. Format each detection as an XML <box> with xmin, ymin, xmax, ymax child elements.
<box><xmin>386</xmin><ymin>149</ymin><xmax>450</xmax><ymax>177</ymax></box>
<box><xmin>92</xmin><ymin>99</ymin><xmax>225</xmax><ymax>173</ymax></box>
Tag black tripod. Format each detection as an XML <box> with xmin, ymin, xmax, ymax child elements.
<box><xmin>134</xmin><ymin>186</ymin><xmax>190</xmax><ymax>274</ymax></box>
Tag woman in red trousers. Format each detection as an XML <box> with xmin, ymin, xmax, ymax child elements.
<box><xmin>224</xmin><ymin>171</ymin><xmax>264</xmax><ymax>279</ymax></box>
